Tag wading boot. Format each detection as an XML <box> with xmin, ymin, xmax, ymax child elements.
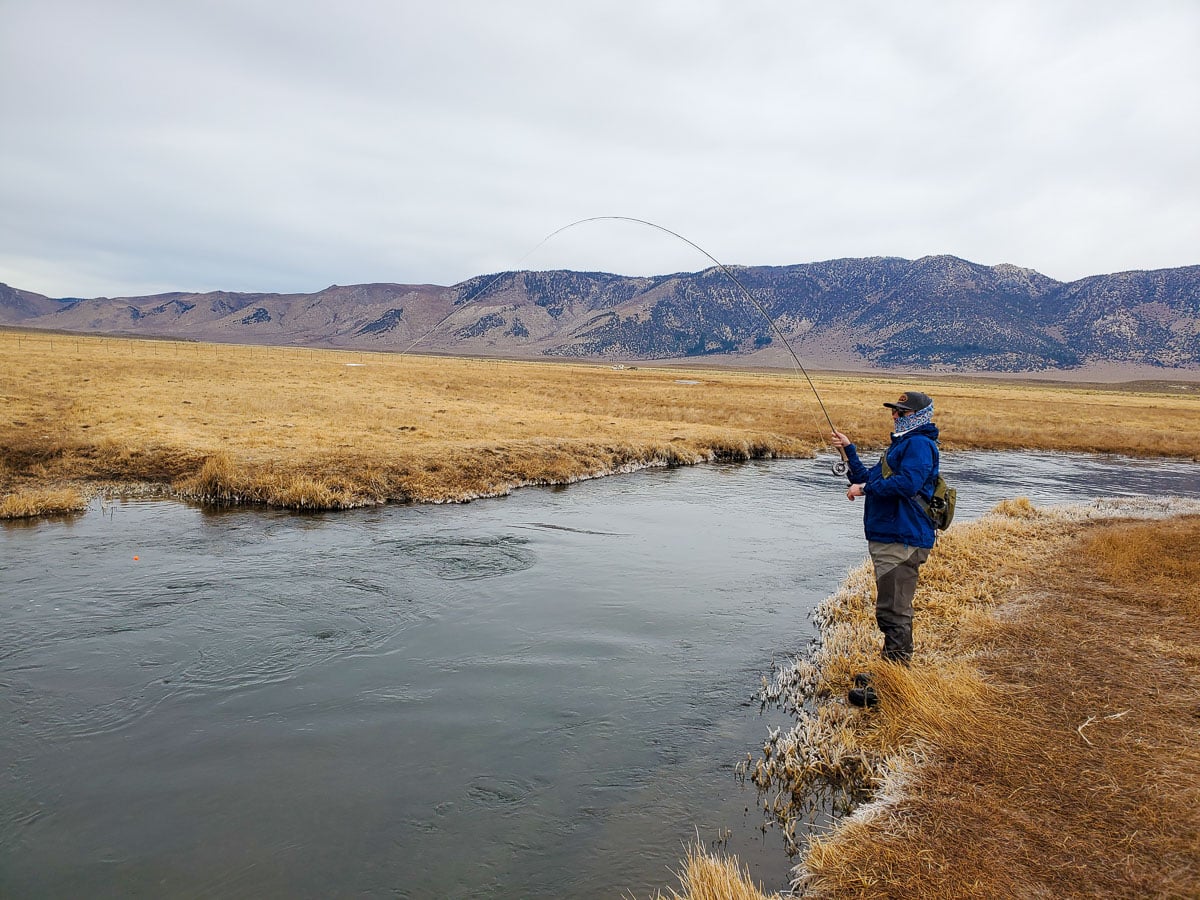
<box><xmin>847</xmin><ymin>686</ymin><xmax>878</xmax><ymax>708</ymax></box>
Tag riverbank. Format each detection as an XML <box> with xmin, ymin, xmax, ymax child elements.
<box><xmin>670</xmin><ymin>498</ymin><xmax>1200</xmax><ymax>899</ymax></box>
<box><xmin>4</xmin><ymin>330</ymin><xmax>1200</xmax><ymax>518</ymax></box>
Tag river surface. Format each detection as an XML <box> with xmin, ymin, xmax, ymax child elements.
<box><xmin>3</xmin><ymin>451</ymin><xmax>1199</xmax><ymax>898</ymax></box>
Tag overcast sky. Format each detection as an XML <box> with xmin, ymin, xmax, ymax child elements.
<box><xmin>2</xmin><ymin>1</ymin><xmax>1197</xmax><ymax>298</ymax></box>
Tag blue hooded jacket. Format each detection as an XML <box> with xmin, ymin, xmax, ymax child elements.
<box><xmin>843</xmin><ymin>422</ymin><xmax>940</xmax><ymax>549</ymax></box>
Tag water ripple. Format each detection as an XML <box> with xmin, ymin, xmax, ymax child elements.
<box><xmin>385</xmin><ymin>534</ymin><xmax>537</xmax><ymax>580</ymax></box>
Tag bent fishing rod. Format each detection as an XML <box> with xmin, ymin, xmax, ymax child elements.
<box><xmin>402</xmin><ymin>215</ymin><xmax>850</xmax><ymax>476</ymax></box>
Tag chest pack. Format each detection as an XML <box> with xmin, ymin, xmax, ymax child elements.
<box><xmin>880</xmin><ymin>443</ymin><xmax>957</xmax><ymax>531</ymax></box>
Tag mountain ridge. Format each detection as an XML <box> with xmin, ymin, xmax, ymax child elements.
<box><xmin>3</xmin><ymin>255</ymin><xmax>1198</xmax><ymax>373</ymax></box>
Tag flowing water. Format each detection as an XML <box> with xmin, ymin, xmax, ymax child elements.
<box><xmin>3</xmin><ymin>451</ymin><xmax>1199</xmax><ymax>898</ymax></box>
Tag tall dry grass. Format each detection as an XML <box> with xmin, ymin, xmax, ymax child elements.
<box><xmin>1</xmin><ymin>330</ymin><xmax>819</xmax><ymax>513</ymax></box>
<box><xmin>654</xmin><ymin>842</ymin><xmax>777</xmax><ymax>900</ymax></box>
<box><xmin>737</xmin><ymin>500</ymin><xmax>1200</xmax><ymax>898</ymax></box>
<box><xmin>0</xmin><ymin>486</ymin><xmax>87</xmax><ymax>519</ymax></box>
<box><xmin>3</xmin><ymin>329</ymin><xmax>1199</xmax><ymax>516</ymax></box>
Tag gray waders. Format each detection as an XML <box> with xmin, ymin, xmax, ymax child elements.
<box><xmin>867</xmin><ymin>541</ymin><xmax>930</xmax><ymax>663</ymax></box>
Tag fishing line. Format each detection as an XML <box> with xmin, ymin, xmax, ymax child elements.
<box><xmin>402</xmin><ymin>215</ymin><xmax>849</xmax><ymax>475</ymax></box>
<box><xmin>400</xmin><ymin>249</ymin><xmax>544</xmax><ymax>357</ymax></box>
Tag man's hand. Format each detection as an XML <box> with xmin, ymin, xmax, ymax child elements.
<box><xmin>830</xmin><ymin>429</ymin><xmax>852</xmax><ymax>449</ymax></box>
<box><xmin>846</xmin><ymin>483</ymin><xmax>866</xmax><ymax>501</ymax></box>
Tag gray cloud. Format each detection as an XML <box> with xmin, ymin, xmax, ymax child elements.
<box><xmin>2</xmin><ymin>0</ymin><xmax>1197</xmax><ymax>298</ymax></box>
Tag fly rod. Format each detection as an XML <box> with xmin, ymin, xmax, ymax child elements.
<box><xmin>403</xmin><ymin>216</ymin><xmax>850</xmax><ymax>475</ymax></box>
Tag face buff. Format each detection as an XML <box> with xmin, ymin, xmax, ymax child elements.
<box><xmin>893</xmin><ymin>401</ymin><xmax>934</xmax><ymax>437</ymax></box>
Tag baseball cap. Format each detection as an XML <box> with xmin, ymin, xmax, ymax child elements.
<box><xmin>883</xmin><ymin>391</ymin><xmax>933</xmax><ymax>413</ymax></box>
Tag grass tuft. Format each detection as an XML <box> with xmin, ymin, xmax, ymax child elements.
<box><xmin>653</xmin><ymin>842</ymin><xmax>776</xmax><ymax>900</ymax></box>
<box><xmin>0</xmin><ymin>486</ymin><xmax>87</xmax><ymax>519</ymax></box>
<box><xmin>177</xmin><ymin>451</ymin><xmax>242</xmax><ymax>502</ymax></box>
<box><xmin>174</xmin><ymin>453</ymin><xmax>375</xmax><ymax>510</ymax></box>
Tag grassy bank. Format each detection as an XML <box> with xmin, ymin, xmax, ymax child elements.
<box><xmin>664</xmin><ymin>500</ymin><xmax>1200</xmax><ymax>899</ymax></box>
<box><xmin>8</xmin><ymin>330</ymin><xmax>1200</xmax><ymax>895</ymax></box>
<box><xmin>3</xmin><ymin>329</ymin><xmax>1200</xmax><ymax>516</ymax></box>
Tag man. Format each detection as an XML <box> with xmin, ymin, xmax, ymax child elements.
<box><xmin>829</xmin><ymin>391</ymin><xmax>941</xmax><ymax>707</ymax></box>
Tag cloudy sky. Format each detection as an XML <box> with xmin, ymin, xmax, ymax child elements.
<box><xmin>2</xmin><ymin>1</ymin><xmax>1197</xmax><ymax>298</ymax></box>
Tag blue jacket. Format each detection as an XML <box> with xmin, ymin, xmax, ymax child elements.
<box><xmin>843</xmin><ymin>423</ymin><xmax>940</xmax><ymax>549</ymax></box>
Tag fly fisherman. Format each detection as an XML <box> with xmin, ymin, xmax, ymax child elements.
<box><xmin>829</xmin><ymin>391</ymin><xmax>940</xmax><ymax>708</ymax></box>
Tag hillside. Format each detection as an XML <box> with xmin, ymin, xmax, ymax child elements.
<box><xmin>3</xmin><ymin>256</ymin><xmax>1198</xmax><ymax>373</ymax></box>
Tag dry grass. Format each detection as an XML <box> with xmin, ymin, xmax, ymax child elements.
<box><xmin>7</xmin><ymin>330</ymin><xmax>1200</xmax><ymax>894</ymax></box>
<box><xmin>738</xmin><ymin>500</ymin><xmax>1200</xmax><ymax>898</ymax></box>
<box><xmin>1</xmin><ymin>330</ymin><xmax>819</xmax><ymax>514</ymax></box>
<box><xmin>3</xmin><ymin>329</ymin><xmax>1200</xmax><ymax>516</ymax></box>
<box><xmin>653</xmin><ymin>842</ymin><xmax>777</xmax><ymax>900</ymax></box>
<box><xmin>0</xmin><ymin>485</ymin><xmax>87</xmax><ymax>518</ymax></box>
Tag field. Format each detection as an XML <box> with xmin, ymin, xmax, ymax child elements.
<box><xmin>7</xmin><ymin>329</ymin><xmax>1200</xmax><ymax>897</ymax></box>
<box><xmin>3</xmin><ymin>329</ymin><xmax>1200</xmax><ymax>517</ymax></box>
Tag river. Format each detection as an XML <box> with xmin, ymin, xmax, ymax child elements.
<box><xmin>3</xmin><ymin>451</ymin><xmax>1199</xmax><ymax>898</ymax></box>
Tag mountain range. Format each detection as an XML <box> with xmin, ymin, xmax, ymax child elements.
<box><xmin>3</xmin><ymin>255</ymin><xmax>1198</xmax><ymax>373</ymax></box>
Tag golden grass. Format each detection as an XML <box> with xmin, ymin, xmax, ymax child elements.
<box><xmin>3</xmin><ymin>329</ymin><xmax>1200</xmax><ymax>516</ymax></box>
<box><xmin>7</xmin><ymin>329</ymin><xmax>1200</xmax><ymax>894</ymax></box>
<box><xmin>1084</xmin><ymin>520</ymin><xmax>1200</xmax><ymax>617</ymax></box>
<box><xmin>0</xmin><ymin>485</ymin><xmax>87</xmax><ymax>518</ymax></box>
<box><xmin>738</xmin><ymin>501</ymin><xmax>1200</xmax><ymax>899</ymax></box>
<box><xmin>653</xmin><ymin>842</ymin><xmax>777</xmax><ymax>900</ymax></box>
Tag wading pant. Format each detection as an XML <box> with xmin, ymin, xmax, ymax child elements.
<box><xmin>867</xmin><ymin>541</ymin><xmax>931</xmax><ymax>663</ymax></box>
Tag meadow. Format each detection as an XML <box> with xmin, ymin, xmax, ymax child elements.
<box><xmin>3</xmin><ymin>328</ymin><xmax>1199</xmax><ymax>517</ymax></box>
<box><xmin>6</xmin><ymin>328</ymin><xmax>1200</xmax><ymax>897</ymax></box>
